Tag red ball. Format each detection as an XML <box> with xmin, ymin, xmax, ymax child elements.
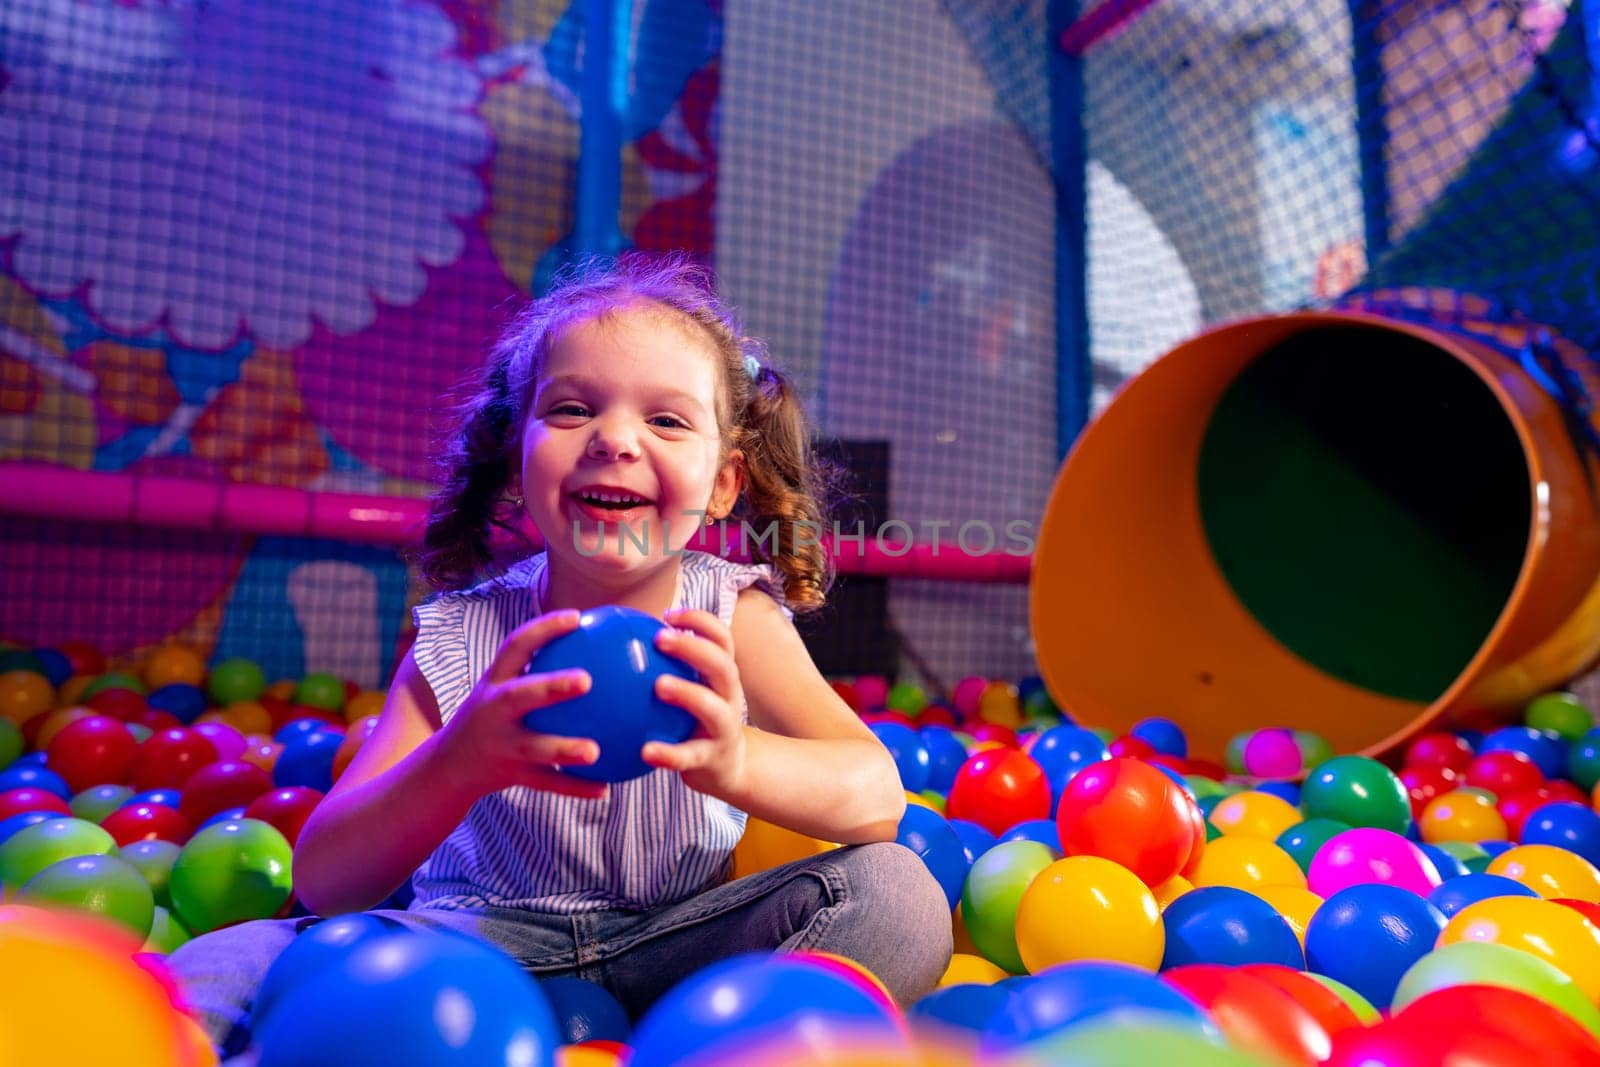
<box><xmin>1386</xmin><ymin>984</ymin><xmax>1600</xmax><ymax>1065</ymax></box>
<box><xmin>1551</xmin><ymin>898</ymin><xmax>1600</xmax><ymax>925</ymax></box>
<box><xmin>130</xmin><ymin>707</ymin><xmax>184</xmax><ymax>733</ymax></box>
<box><xmin>945</xmin><ymin>749</ymin><xmax>1050</xmax><ymax>836</ymax></box>
<box><xmin>243</xmin><ymin>786</ymin><xmax>325</xmax><ymax>847</ymax></box>
<box><xmin>1107</xmin><ymin>734</ymin><xmax>1156</xmax><ymax>762</ymax></box>
<box><xmin>57</xmin><ymin>640</ymin><xmax>106</xmax><ymax>678</ymax></box>
<box><xmin>1463</xmin><ymin>750</ymin><xmax>1543</xmax><ymax>797</ymax></box>
<box><xmin>1055</xmin><ymin>757</ymin><xmax>1203</xmax><ymax>887</ymax></box>
<box><xmin>1499</xmin><ymin>785</ymin><xmax>1566</xmax><ymax>839</ymax></box>
<box><xmin>45</xmin><ymin>715</ymin><xmax>139</xmax><ymax>793</ymax></box>
<box><xmin>1163</xmin><ymin>964</ymin><xmax>1332</xmax><ymax>1066</ymax></box>
<box><xmin>0</xmin><ymin>786</ymin><xmax>71</xmax><ymax>820</ymax></box>
<box><xmin>130</xmin><ymin>728</ymin><xmax>220</xmax><ymax>791</ymax></box>
<box><xmin>1238</xmin><ymin>964</ymin><xmax>1365</xmax><ymax>1041</ymax></box>
<box><xmin>1404</xmin><ymin>731</ymin><xmax>1475</xmax><ymax>773</ymax></box>
<box><xmin>1543</xmin><ymin>779</ymin><xmax>1590</xmax><ymax>806</ymax></box>
<box><xmin>100</xmin><ymin>802</ymin><xmax>194</xmax><ymax>846</ymax></box>
<box><xmin>178</xmin><ymin>760</ymin><xmax>273</xmax><ymax>826</ymax></box>
<box><xmin>1400</xmin><ymin>764</ymin><xmax>1458</xmax><ymax>819</ymax></box>
<box><xmin>859</xmin><ymin>710</ymin><xmax>917</xmax><ymax>729</ymax></box>
<box><xmin>85</xmin><ymin>688</ymin><xmax>147</xmax><ymax>722</ymax></box>
<box><xmin>829</xmin><ymin>681</ymin><xmax>862</xmax><ymax>712</ymax></box>
<box><xmin>968</xmin><ymin>723</ymin><xmax>1018</xmax><ymax>748</ymax></box>
<box><xmin>915</xmin><ymin>704</ymin><xmax>958</xmax><ymax>729</ymax></box>
<box><xmin>1185</xmin><ymin>758</ymin><xmax>1228</xmax><ymax>781</ymax></box>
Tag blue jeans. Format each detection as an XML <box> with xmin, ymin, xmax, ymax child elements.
<box><xmin>169</xmin><ymin>842</ymin><xmax>952</xmax><ymax>1057</ymax></box>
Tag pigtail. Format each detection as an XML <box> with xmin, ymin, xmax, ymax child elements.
<box><xmin>413</xmin><ymin>360</ymin><xmax>521</xmax><ymax>590</ymax></box>
<box><xmin>735</xmin><ymin>362</ymin><xmax>842</xmax><ymax>613</ymax></box>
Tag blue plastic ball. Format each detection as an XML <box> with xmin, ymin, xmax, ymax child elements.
<box><xmin>1256</xmin><ymin>780</ymin><xmax>1301</xmax><ymax>807</ymax></box>
<box><xmin>10</xmin><ymin>752</ymin><xmax>47</xmax><ymax>770</ymax></box>
<box><xmin>255</xmin><ymin>929</ymin><xmax>561</xmax><ymax>1067</ymax></box>
<box><xmin>948</xmin><ymin>818</ymin><xmax>998</xmax><ymax>866</ymax></box>
<box><xmin>910</xmin><ymin>983</ymin><xmax>1014</xmax><ymax>1034</ymax></box>
<box><xmin>0</xmin><ymin>811</ymin><xmax>53</xmax><ymax>847</ymax></box>
<box><xmin>539</xmin><ymin>976</ymin><xmax>633</xmax><ymax>1045</ymax></box>
<box><xmin>147</xmin><ymin>684</ymin><xmax>208</xmax><ymax>725</ymax></box>
<box><xmin>0</xmin><ymin>765</ymin><xmax>69</xmax><ymax>799</ymax></box>
<box><xmin>521</xmin><ymin>606</ymin><xmax>698</xmax><ymax>783</ymax></box>
<box><xmin>1131</xmin><ymin>718</ymin><xmax>1187</xmax><ymax>758</ymax></box>
<box><xmin>1520</xmin><ymin>801</ymin><xmax>1600</xmax><ymax>868</ymax></box>
<box><xmin>1481</xmin><ymin>725</ymin><xmax>1568</xmax><ymax>780</ymax></box>
<box><xmin>274</xmin><ymin>728</ymin><xmax>343</xmax><ymax>792</ymax></box>
<box><xmin>1160</xmin><ymin>886</ymin><xmax>1304</xmax><ymax>969</ymax></box>
<box><xmin>980</xmin><ymin>961</ymin><xmax>1219</xmax><ymax>1054</ymax></box>
<box><xmin>1418</xmin><ymin>844</ymin><xmax>1470</xmax><ymax>880</ymax></box>
<box><xmin>999</xmin><ymin>818</ymin><xmax>1062</xmax><ymax>852</ymax></box>
<box><xmin>274</xmin><ymin>719</ymin><xmax>326</xmax><ymax>744</ymax></box>
<box><xmin>871</xmin><ymin>723</ymin><xmax>931</xmax><ymax>793</ymax></box>
<box><xmin>896</xmin><ymin>803</ymin><xmax>969</xmax><ymax>909</ymax></box>
<box><xmin>199</xmin><ymin>808</ymin><xmax>249</xmax><ymax>831</ymax></box>
<box><xmin>919</xmin><ymin>726</ymin><xmax>970</xmax><ymax>793</ymax></box>
<box><xmin>1304</xmin><ymin>883</ymin><xmax>1445</xmax><ymax>1008</ymax></box>
<box><xmin>124</xmin><ymin>788</ymin><xmax>182</xmax><ymax>810</ymax></box>
<box><xmin>1151</xmin><ymin>763</ymin><xmax>1197</xmax><ymax>799</ymax></box>
<box><xmin>255</xmin><ymin>913</ymin><xmax>406</xmax><ymax>1029</ymax></box>
<box><xmin>1569</xmin><ymin>728</ymin><xmax>1600</xmax><ymax>792</ymax></box>
<box><xmin>30</xmin><ymin>647</ymin><xmax>73</xmax><ymax>687</ymax></box>
<box><xmin>628</xmin><ymin>953</ymin><xmax>899</xmax><ymax>1067</ymax></box>
<box><xmin>1425</xmin><ymin>872</ymin><xmax>1539</xmax><ymax>918</ymax></box>
<box><xmin>1029</xmin><ymin>727</ymin><xmax>1109</xmax><ymax>797</ymax></box>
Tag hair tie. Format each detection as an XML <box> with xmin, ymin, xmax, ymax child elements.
<box><xmin>743</xmin><ymin>353</ymin><xmax>762</xmax><ymax>383</ymax></box>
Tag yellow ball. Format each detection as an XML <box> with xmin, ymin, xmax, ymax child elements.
<box><xmin>732</xmin><ymin>817</ymin><xmax>839</xmax><ymax>880</ymax></box>
<box><xmin>1488</xmin><ymin>844</ymin><xmax>1600</xmax><ymax>903</ymax></box>
<box><xmin>141</xmin><ymin>645</ymin><xmax>206</xmax><ymax>690</ymax></box>
<box><xmin>264</xmin><ymin>679</ymin><xmax>297</xmax><ymax>702</ymax></box>
<box><xmin>953</xmin><ymin>905</ymin><xmax>982</xmax><ymax>958</ymax></box>
<box><xmin>977</xmin><ymin>682</ymin><xmax>1022</xmax><ymax>728</ymax></box>
<box><xmin>1151</xmin><ymin>875</ymin><xmax>1194</xmax><ymax>912</ymax></box>
<box><xmin>56</xmin><ymin>675</ymin><xmax>92</xmax><ymax>709</ymax></box>
<box><xmin>1188</xmin><ymin>836</ymin><xmax>1307</xmax><ymax>892</ymax></box>
<box><xmin>1248</xmin><ymin>885</ymin><xmax>1324</xmax><ymax>948</ymax></box>
<box><xmin>32</xmin><ymin>706</ymin><xmax>94</xmax><ymax>751</ymax></box>
<box><xmin>1438</xmin><ymin>895</ymin><xmax>1600</xmax><ymax>1000</ymax></box>
<box><xmin>1014</xmin><ymin>856</ymin><xmax>1163</xmax><ymax>973</ymax></box>
<box><xmin>906</xmin><ymin>791</ymin><xmax>943</xmax><ymax>814</ymax></box>
<box><xmin>1419</xmin><ymin>790</ymin><xmax>1508</xmax><ymax>844</ymax></box>
<box><xmin>939</xmin><ymin>952</ymin><xmax>1009</xmax><ymax>987</ymax></box>
<box><xmin>1208</xmin><ymin>791</ymin><xmax>1302</xmax><ymax>840</ymax></box>
<box><xmin>344</xmin><ymin>690</ymin><xmax>386</xmax><ymax>723</ymax></box>
<box><xmin>0</xmin><ymin>670</ymin><xmax>54</xmax><ymax>726</ymax></box>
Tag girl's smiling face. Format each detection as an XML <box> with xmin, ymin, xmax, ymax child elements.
<box><xmin>518</xmin><ymin>305</ymin><xmax>742</xmax><ymax>572</ymax></box>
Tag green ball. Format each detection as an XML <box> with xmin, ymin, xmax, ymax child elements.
<box><xmin>959</xmin><ymin>840</ymin><xmax>1056</xmax><ymax>974</ymax></box>
<box><xmin>126</xmin><ymin>722</ymin><xmax>153</xmax><ymax>744</ymax></box>
<box><xmin>1394</xmin><ymin>940</ymin><xmax>1600</xmax><ymax>1039</ymax></box>
<box><xmin>1293</xmin><ymin>730</ymin><xmax>1334</xmax><ymax>769</ymax></box>
<box><xmin>169</xmin><ymin>818</ymin><xmax>293</xmax><ymax>933</ymax></box>
<box><xmin>80</xmin><ymin>672</ymin><xmax>147</xmax><ymax>700</ymax></box>
<box><xmin>70</xmin><ymin>784</ymin><xmax>135</xmax><ymax>823</ymax></box>
<box><xmin>1088</xmin><ymin>727</ymin><xmax>1115</xmax><ymax>745</ymax></box>
<box><xmin>0</xmin><ymin>816</ymin><xmax>116</xmax><ymax>889</ymax></box>
<box><xmin>1007</xmin><ymin>1014</ymin><xmax>1271</xmax><ymax>1067</ymax></box>
<box><xmin>19</xmin><ymin>853</ymin><xmax>155</xmax><ymax>938</ymax></box>
<box><xmin>1526</xmin><ymin>692</ymin><xmax>1593</xmax><ymax>742</ymax></box>
<box><xmin>293</xmin><ymin>672</ymin><xmax>346</xmax><ymax>712</ymax></box>
<box><xmin>1305</xmin><ymin>973</ymin><xmax>1381</xmax><ymax>1025</ymax></box>
<box><xmin>207</xmin><ymin>658</ymin><xmax>266</xmax><ymax>706</ymax></box>
<box><xmin>1224</xmin><ymin>732</ymin><xmax>1249</xmax><ymax>775</ymax></box>
<box><xmin>916</xmin><ymin>790</ymin><xmax>945</xmax><ymax>813</ymax></box>
<box><xmin>1432</xmin><ymin>840</ymin><xmax>1489</xmax><ymax>863</ymax></box>
<box><xmin>1275</xmin><ymin>817</ymin><xmax>1353</xmax><ymax>875</ymax></box>
<box><xmin>0</xmin><ymin>718</ymin><xmax>22</xmax><ymax>771</ymax></box>
<box><xmin>1300</xmin><ymin>755</ymin><xmax>1410</xmax><ymax>834</ymax></box>
<box><xmin>1023</xmin><ymin>688</ymin><xmax>1061</xmax><ymax>720</ymax></box>
<box><xmin>1186</xmin><ymin>776</ymin><xmax>1227</xmax><ymax>800</ymax></box>
<box><xmin>117</xmin><ymin>839</ymin><xmax>182</xmax><ymax>909</ymax></box>
<box><xmin>0</xmin><ymin>649</ymin><xmax>47</xmax><ymax>677</ymax></box>
<box><xmin>143</xmin><ymin>905</ymin><xmax>193</xmax><ymax>954</ymax></box>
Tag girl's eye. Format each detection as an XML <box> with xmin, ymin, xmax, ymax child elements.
<box><xmin>651</xmin><ymin>415</ymin><xmax>688</xmax><ymax>429</ymax></box>
<box><xmin>550</xmin><ymin>403</ymin><xmax>589</xmax><ymax>417</ymax></box>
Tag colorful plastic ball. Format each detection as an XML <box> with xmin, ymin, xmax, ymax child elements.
<box><xmin>144</xmin><ymin>905</ymin><xmax>192</xmax><ymax>954</ymax></box>
<box><xmin>915</xmin><ymin>726</ymin><xmax>967</xmax><ymax>793</ymax></box>
<box><xmin>946</xmin><ymin>749</ymin><xmax>1050</xmax><ymax>838</ymax></box>
<box><xmin>1241</xmin><ymin>728</ymin><xmax>1302</xmax><ymax>779</ymax></box>
<box><xmin>1027</xmin><ymin>725</ymin><xmax>1109</xmax><ymax>794</ymax></box>
<box><xmin>1301</xmin><ymin>756</ymin><xmax>1410</xmax><ymax>834</ymax></box>
<box><xmin>940</xmin><ymin>952</ymin><xmax>1010</xmax><ymax>988</ymax></box>
<box><xmin>1438</xmin><ymin>894</ymin><xmax>1600</xmax><ymax>1000</ymax></box>
<box><xmin>1001</xmin><ymin>1013</ymin><xmax>1273</xmax><ymax>1067</ymax></box>
<box><xmin>1481</xmin><ymin>725</ymin><xmax>1568</xmax><ymax>780</ymax></box>
<box><xmin>271</xmin><ymin>727</ymin><xmax>343</xmax><ymax>793</ymax></box>
<box><xmin>20</xmin><ymin>853</ymin><xmax>155</xmax><ymax>937</ymax></box>
<box><xmin>0</xmin><ymin>669</ymin><xmax>55</xmax><ymax>726</ymax></box>
<box><xmin>1274</xmin><ymin>818</ymin><xmax>1350</xmax><ymax>875</ymax></box>
<box><xmin>1055</xmin><ymin>758</ymin><xmax>1204</xmax><ymax>888</ymax></box>
<box><xmin>1527</xmin><ymin>691</ymin><xmax>1593</xmax><ymax>742</ymax></box>
<box><xmin>253</xmin><ymin>913</ymin><xmax>407</xmax><ymax>1028</ymax></box>
<box><xmin>1015</xmin><ymin>856</ymin><xmax>1163</xmax><ymax>972</ymax></box>
<box><xmin>24</xmin><ymin>647</ymin><xmax>71</xmax><ymax>687</ymax></box>
<box><xmin>978</xmin><ymin>682</ymin><xmax>1023</xmax><ymax>728</ymax></box>
<box><xmin>627</xmin><ymin>952</ymin><xmax>905</xmax><ymax>1067</ymax></box>
<box><xmin>82</xmin><ymin>672</ymin><xmax>147</xmax><ymax>700</ymax></box>
<box><xmin>0</xmin><ymin>785</ymin><xmax>71</xmax><ymax>820</ymax></box>
<box><xmin>70</xmin><ymin>783</ymin><xmax>134</xmax><ymax>823</ymax></box>
<box><xmin>520</xmin><ymin>606</ymin><xmax>699</xmax><ymax>783</ymax></box>
<box><xmin>853</xmin><ymin>676</ymin><xmax>890</xmax><ymax>710</ymax></box>
<box><xmin>1418</xmin><ymin>788</ymin><xmax>1507</xmax><ymax>843</ymax></box>
<box><xmin>895</xmin><ymin>803</ymin><xmax>969</xmax><ymax>910</ymax></box>
<box><xmin>207</xmin><ymin>658</ymin><xmax>266</xmax><ymax>706</ymax></box>
<box><xmin>145</xmin><ymin>683</ymin><xmax>207</xmax><ymax>726</ymax></box>
<box><xmin>242</xmin><ymin>786</ymin><xmax>323</xmax><ymax>849</ymax></box>
<box><xmin>255</xmin><ymin>929</ymin><xmax>562</xmax><ymax>1067</ymax></box>
<box><xmin>1307</xmin><ymin>827</ymin><xmax>1442</xmax><ymax>899</ymax></box>
<box><xmin>1248</xmin><ymin>885</ymin><xmax>1324</xmax><ymax>946</ymax></box>
<box><xmin>1464</xmin><ymin>749</ymin><xmax>1544</xmax><ymax>795</ymax></box>
<box><xmin>1208</xmin><ymin>791</ymin><xmax>1301</xmax><ymax>841</ymax></box>
<box><xmin>910</xmin><ymin>982</ymin><xmax>1012</xmax><ymax>1035</ymax></box>
<box><xmin>0</xmin><ymin>763</ymin><xmax>71</xmax><ymax>799</ymax></box>
<box><xmin>45</xmin><ymin>714</ymin><xmax>138</xmax><ymax>794</ymax></box>
<box><xmin>1188</xmin><ymin>836</ymin><xmax>1306</xmax><ymax>892</ymax></box>
<box><xmin>1254</xmin><ymin>779</ymin><xmax>1300</xmax><ymax>807</ymax></box>
<box><xmin>1398</xmin><ymin>764</ymin><xmax>1458</xmax><ymax>819</ymax></box>
<box><xmin>979</xmin><ymin>961</ymin><xmax>1218</xmax><ymax>1054</ymax></box>
<box><xmin>0</xmin><ymin>815</ymin><xmax>116</xmax><ymax>889</ymax></box>
<box><xmin>948</xmin><ymin>818</ymin><xmax>997</xmax><ymax>866</ymax></box>
<box><xmin>871</xmin><ymin>723</ymin><xmax>931</xmax><ymax>793</ymax></box>
<box><xmin>540</xmin><ymin>975</ymin><xmax>633</xmax><ymax>1045</ymax></box>
<box><xmin>962</xmin><ymin>841</ymin><xmax>1058</xmax><ymax>974</ymax></box>
<box><xmin>1304</xmin><ymin>883</ymin><xmax>1445</xmax><ymax>1009</ymax></box>
<box><xmin>1426</xmin><ymin>870</ymin><xmax>1538</xmax><ymax>917</ymax></box>
<box><xmin>178</xmin><ymin>760</ymin><xmax>273</xmax><ymax>827</ymax></box>
<box><xmin>125</xmin><ymin>788</ymin><xmax>182</xmax><ymax>810</ymax></box>
<box><xmin>117</xmin><ymin>839</ymin><xmax>181</xmax><ymax>908</ymax></box>
<box><xmin>83</xmin><ymin>685</ymin><xmax>147</xmax><ymax>723</ymax></box>
<box><xmin>1418</xmin><ymin>843</ymin><xmax>1470</xmax><ymax>879</ymax></box>
<box><xmin>1293</xmin><ymin>732</ymin><xmax>1333</xmax><ymax>771</ymax></box>
<box><xmin>0</xmin><ymin>810</ymin><xmax>54</xmax><ymax>846</ymax></box>
<box><xmin>139</xmin><ymin>646</ymin><xmax>204</xmax><ymax>691</ymax></box>
<box><xmin>1384</xmin><ymin>984</ymin><xmax>1600</xmax><ymax>1065</ymax></box>
<box><xmin>1569</xmin><ymin>727</ymin><xmax>1600</xmax><ymax>791</ymax></box>
<box><xmin>291</xmin><ymin>672</ymin><xmax>346</xmax><ymax>713</ymax></box>
<box><xmin>1161</xmin><ymin>964</ymin><xmax>1333</xmax><ymax>1066</ymax></box>
<box><xmin>1304</xmin><ymin>973</ymin><xmax>1381</xmax><ymax>1026</ymax></box>
<box><xmin>131</xmin><ymin>728</ymin><xmax>219</xmax><ymax>792</ymax></box>
<box><xmin>999</xmin><ymin>818</ymin><xmax>1061</xmax><ymax>851</ymax></box>
<box><xmin>28</xmin><ymin>708</ymin><xmax>94</xmax><ymax>751</ymax></box>
<box><xmin>1393</xmin><ymin>940</ymin><xmax>1600</xmax><ymax>1038</ymax></box>
<box><xmin>1130</xmin><ymin>718</ymin><xmax>1187</xmax><ymax>758</ymax></box>
<box><xmin>168</xmin><ymin>817</ymin><xmax>293</xmax><ymax>933</ymax></box>
<box><xmin>1105</xmin><ymin>734</ymin><xmax>1155</xmax><ymax>762</ymax></box>
<box><xmin>1239</xmin><ymin>963</ymin><xmax>1366</xmax><ymax>1041</ymax></box>
<box><xmin>1160</xmin><ymin>885</ymin><xmax>1303</xmax><ymax>969</ymax></box>
<box><xmin>1405</xmin><ymin>731</ymin><xmax>1475</xmax><ymax>773</ymax></box>
<box><xmin>1487</xmin><ymin>843</ymin><xmax>1600</xmax><ymax>901</ymax></box>
<box><xmin>0</xmin><ymin>717</ymin><xmax>22</xmax><ymax>771</ymax></box>
<box><xmin>1520</xmin><ymin>801</ymin><xmax>1600</xmax><ymax>866</ymax></box>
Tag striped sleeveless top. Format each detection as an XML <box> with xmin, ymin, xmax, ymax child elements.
<box><xmin>409</xmin><ymin>550</ymin><xmax>787</xmax><ymax>913</ymax></box>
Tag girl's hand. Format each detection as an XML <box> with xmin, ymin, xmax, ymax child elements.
<box><xmin>642</xmin><ymin>608</ymin><xmax>748</xmax><ymax>798</ymax></box>
<box><xmin>434</xmin><ymin>609</ymin><xmax>608</xmax><ymax>801</ymax></box>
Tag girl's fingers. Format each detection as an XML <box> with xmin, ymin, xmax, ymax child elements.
<box><xmin>487</xmin><ymin>610</ymin><xmax>583</xmax><ymax>684</ymax></box>
<box><xmin>654</xmin><ymin>628</ymin><xmax>738</xmax><ymax>701</ymax></box>
<box><xmin>662</xmin><ymin>608</ymin><xmax>734</xmax><ymax>655</ymax></box>
<box><xmin>517</xmin><ymin>734</ymin><xmax>600</xmax><ymax>768</ymax></box>
<box><xmin>654</xmin><ymin>674</ymin><xmax>735</xmax><ymax>735</ymax></box>
<box><xmin>495</xmin><ymin>670</ymin><xmax>591</xmax><ymax>720</ymax></box>
<box><xmin>641</xmin><ymin>738</ymin><xmax>717</xmax><ymax>772</ymax></box>
<box><xmin>516</xmin><ymin>765</ymin><xmax>609</xmax><ymax>800</ymax></box>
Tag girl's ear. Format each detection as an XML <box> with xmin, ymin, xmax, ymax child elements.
<box><xmin>709</xmin><ymin>449</ymin><xmax>744</xmax><ymax>519</ymax></box>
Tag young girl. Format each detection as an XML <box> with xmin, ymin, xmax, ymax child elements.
<box><xmin>170</xmin><ymin>256</ymin><xmax>953</xmax><ymax>1054</ymax></box>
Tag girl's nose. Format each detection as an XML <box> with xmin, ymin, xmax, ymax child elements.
<box><xmin>586</xmin><ymin>420</ymin><xmax>640</xmax><ymax>461</ymax></box>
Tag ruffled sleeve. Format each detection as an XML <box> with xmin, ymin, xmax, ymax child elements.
<box><xmin>410</xmin><ymin>593</ymin><xmax>475</xmax><ymax>723</ymax></box>
<box><xmin>714</xmin><ymin>559</ymin><xmax>792</xmax><ymax>627</ymax></box>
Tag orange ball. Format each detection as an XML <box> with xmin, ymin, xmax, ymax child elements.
<box><xmin>263</xmin><ymin>679</ymin><xmax>296</xmax><ymax>702</ymax></box>
<box><xmin>977</xmin><ymin>682</ymin><xmax>1022</xmax><ymax>728</ymax></box>
<box><xmin>1419</xmin><ymin>789</ymin><xmax>1508</xmax><ymax>844</ymax></box>
<box><xmin>57</xmin><ymin>675</ymin><xmax>93</xmax><ymax>709</ymax></box>
<box><xmin>32</xmin><ymin>706</ymin><xmax>95</xmax><ymax>751</ymax></box>
<box><xmin>219</xmin><ymin>701</ymin><xmax>273</xmax><ymax>736</ymax></box>
<box><xmin>0</xmin><ymin>670</ymin><xmax>55</xmax><ymax>727</ymax></box>
<box><xmin>343</xmin><ymin>690</ymin><xmax>385</xmax><ymax>724</ymax></box>
<box><xmin>240</xmin><ymin>738</ymin><xmax>283</xmax><ymax>774</ymax></box>
<box><xmin>141</xmin><ymin>646</ymin><xmax>206</xmax><ymax>691</ymax></box>
<box><xmin>331</xmin><ymin>716</ymin><xmax>378</xmax><ymax>782</ymax></box>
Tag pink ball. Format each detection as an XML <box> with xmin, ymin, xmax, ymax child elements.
<box><xmin>1243</xmin><ymin>728</ymin><xmax>1303</xmax><ymax>779</ymax></box>
<box><xmin>951</xmin><ymin>676</ymin><xmax>989</xmax><ymax>718</ymax></box>
<box><xmin>1308</xmin><ymin>827</ymin><xmax>1443</xmax><ymax>898</ymax></box>
<box><xmin>853</xmin><ymin>676</ymin><xmax>890</xmax><ymax>709</ymax></box>
<box><xmin>192</xmin><ymin>721</ymin><xmax>248</xmax><ymax>763</ymax></box>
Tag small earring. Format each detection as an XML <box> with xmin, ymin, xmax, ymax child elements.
<box><xmin>705</xmin><ymin>513</ymin><xmax>716</xmax><ymax>526</ymax></box>
<box><xmin>511</xmin><ymin>495</ymin><xmax>524</xmax><ymax>509</ymax></box>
